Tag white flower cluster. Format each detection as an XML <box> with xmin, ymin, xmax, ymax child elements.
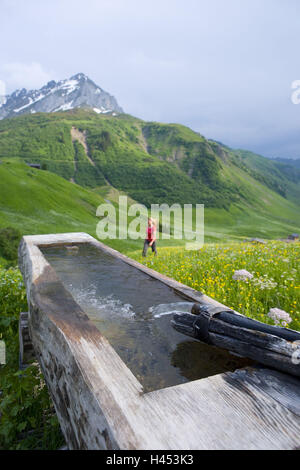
<box><xmin>251</xmin><ymin>274</ymin><xmax>278</xmax><ymax>290</ymax></box>
<box><xmin>267</xmin><ymin>308</ymin><xmax>292</xmax><ymax>327</ymax></box>
<box><xmin>232</xmin><ymin>270</ymin><xmax>254</xmax><ymax>281</ymax></box>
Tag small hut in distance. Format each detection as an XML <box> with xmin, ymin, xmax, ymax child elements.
<box><xmin>287</xmin><ymin>233</ymin><xmax>299</xmax><ymax>241</ymax></box>
<box><xmin>26</xmin><ymin>163</ymin><xmax>41</xmax><ymax>170</ymax></box>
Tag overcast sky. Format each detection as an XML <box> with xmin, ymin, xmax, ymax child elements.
<box><xmin>1</xmin><ymin>0</ymin><xmax>299</xmax><ymax>159</ymax></box>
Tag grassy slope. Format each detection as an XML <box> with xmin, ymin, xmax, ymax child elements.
<box><xmin>234</xmin><ymin>149</ymin><xmax>300</xmax><ymax>204</ymax></box>
<box><xmin>0</xmin><ymin>110</ymin><xmax>299</xmax><ymax>243</ymax></box>
<box><xmin>0</xmin><ymin>109</ymin><xmax>298</xmax><ymax>206</ymax></box>
<box><xmin>204</xmin><ymin>165</ymin><xmax>300</xmax><ymax>240</ymax></box>
<box><xmin>0</xmin><ymin>161</ymin><xmax>186</xmax><ymax>254</ymax></box>
<box><xmin>0</xmin><ymin>161</ymin><xmax>105</xmax><ymax>236</ymax></box>
<box><xmin>0</xmin><ymin>160</ymin><xmax>299</xmax><ymax>254</ymax></box>
<box><xmin>0</xmin><ymin>113</ymin><xmax>217</xmax><ymax>208</ymax></box>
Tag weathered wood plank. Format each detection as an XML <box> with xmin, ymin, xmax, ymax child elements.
<box><xmin>145</xmin><ymin>366</ymin><xmax>300</xmax><ymax>450</ymax></box>
<box><xmin>227</xmin><ymin>367</ymin><xmax>300</xmax><ymax>417</ymax></box>
<box><xmin>218</xmin><ymin>367</ymin><xmax>300</xmax><ymax>449</ymax></box>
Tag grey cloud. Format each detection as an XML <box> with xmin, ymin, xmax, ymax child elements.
<box><xmin>0</xmin><ymin>0</ymin><xmax>299</xmax><ymax>158</ymax></box>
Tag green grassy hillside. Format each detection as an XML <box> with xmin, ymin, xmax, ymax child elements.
<box><xmin>0</xmin><ymin>161</ymin><xmax>105</xmax><ymax>236</ymax></box>
<box><xmin>0</xmin><ymin>109</ymin><xmax>299</xmax><ymax>209</ymax></box>
<box><xmin>0</xmin><ymin>109</ymin><xmax>299</xmax><ymax>244</ymax></box>
<box><xmin>0</xmin><ymin>160</ymin><xmax>299</xmax><ymax>254</ymax></box>
<box><xmin>0</xmin><ymin>161</ymin><xmax>186</xmax><ymax>259</ymax></box>
<box><xmin>233</xmin><ymin>149</ymin><xmax>300</xmax><ymax>204</ymax></box>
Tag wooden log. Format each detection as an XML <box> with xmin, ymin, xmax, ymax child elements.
<box><xmin>191</xmin><ymin>303</ymin><xmax>300</xmax><ymax>342</ymax></box>
<box><xmin>172</xmin><ymin>304</ymin><xmax>300</xmax><ymax>378</ymax></box>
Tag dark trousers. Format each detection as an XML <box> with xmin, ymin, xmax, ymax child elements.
<box><xmin>142</xmin><ymin>239</ymin><xmax>157</xmax><ymax>257</ymax></box>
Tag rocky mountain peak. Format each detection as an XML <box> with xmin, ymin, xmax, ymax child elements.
<box><xmin>0</xmin><ymin>74</ymin><xmax>123</xmax><ymax>119</ymax></box>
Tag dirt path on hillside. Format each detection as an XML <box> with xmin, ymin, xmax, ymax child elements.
<box><xmin>138</xmin><ymin>126</ymin><xmax>149</xmax><ymax>154</ymax></box>
<box><xmin>71</xmin><ymin>127</ymin><xmax>95</xmax><ymax>167</ymax></box>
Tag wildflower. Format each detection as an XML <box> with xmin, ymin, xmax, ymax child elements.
<box><xmin>252</xmin><ymin>276</ymin><xmax>277</xmax><ymax>290</ymax></box>
<box><xmin>267</xmin><ymin>308</ymin><xmax>292</xmax><ymax>326</ymax></box>
<box><xmin>232</xmin><ymin>270</ymin><xmax>254</xmax><ymax>281</ymax></box>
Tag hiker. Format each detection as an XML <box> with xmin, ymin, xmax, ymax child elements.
<box><xmin>142</xmin><ymin>217</ymin><xmax>157</xmax><ymax>257</ymax></box>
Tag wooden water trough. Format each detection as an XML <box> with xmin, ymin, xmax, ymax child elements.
<box><xmin>18</xmin><ymin>233</ymin><xmax>300</xmax><ymax>450</ymax></box>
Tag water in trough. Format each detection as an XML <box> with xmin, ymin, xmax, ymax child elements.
<box><xmin>41</xmin><ymin>244</ymin><xmax>247</xmax><ymax>392</ymax></box>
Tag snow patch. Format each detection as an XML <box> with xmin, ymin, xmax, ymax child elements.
<box><xmin>13</xmin><ymin>98</ymin><xmax>33</xmax><ymax>113</ymax></box>
<box><xmin>59</xmin><ymin>79</ymin><xmax>79</xmax><ymax>95</ymax></box>
<box><xmin>14</xmin><ymin>89</ymin><xmax>24</xmax><ymax>97</ymax></box>
<box><xmin>53</xmin><ymin>101</ymin><xmax>74</xmax><ymax>112</ymax></box>
<box><xmin>93</xmin><ymin>107</ymin><xmax>113</xmax><ymax>114</ymax></box>
<box><xmin>13</xmin><ymin>93</ymin><xmax>45</xmax><ymax>113</ymax></box>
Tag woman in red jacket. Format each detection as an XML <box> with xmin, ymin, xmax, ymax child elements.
<box><xmin>142</xmin><ymin>218</ymin><xmax>157</xmax><ymax>257</ymax></box>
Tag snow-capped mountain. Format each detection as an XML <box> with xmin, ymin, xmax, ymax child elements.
<box><xmin>0</xmin><ymin>73</ymin><xmax>123</xmax><ymax>119</ymax></box>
